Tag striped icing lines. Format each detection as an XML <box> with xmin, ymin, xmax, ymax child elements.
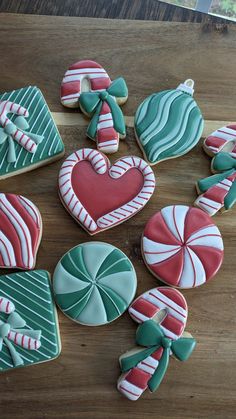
<box><xmin>118</xmin><ymin>287</ymin><xmax>188</xmax><ymax>401</ymax></box>
<box><xmin>0</xmin><ymin>297</ymin><xmax>15</xmax><ymax>314</ymax></box>
<box><xmin>0</xmin><ymin>193</ymin><xmax>42</xmax><ymax>270</ymax></box>
<box><xmin>61</xmin><ymin>60</ymin><xmax>111</xmax><ymax>107</ymax></box>
<box><xmin>204</xmin><ymin>125</ymin><xmax>236</xmax><ymax>157</ymax></box>
<box><xmin>142</xmin><ymin>205</ymin><xmax>224</xmax><ymax>289</ymax></box>
<box><xmin>59</xmin><ymin>149</ymin><xmax>156</xmax><ymax>234</ymax></box>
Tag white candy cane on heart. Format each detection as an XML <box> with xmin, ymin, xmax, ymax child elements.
<box><xmin>58</xmin><ymin>148</ymin><xmax>108</xmax><ymax>232</ymax></box>
<box><xmin>96</xmin><ymin>156</ymin><xmax>155</xmax><ymax>228</ymax></box>
<box><xmin>0</xmin><ymin>100</ymin><xmax>37</xmax><ymax>153</ymax></box>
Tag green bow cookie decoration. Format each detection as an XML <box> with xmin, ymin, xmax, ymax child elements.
<box><xmin>198</xmin><ymin>152</ymin><xmax>236</xmax><ymax>210</ymax></box>
<box><xmin>79</xmin><ymin>77</ymin><xmax>128</xmax><ymax>140</ymax></box>
<box><xmin>0</xmin><ymin>311</ymin><xmax>41</xmax><ymax>367</ymax></box>
<box><xmin>0</xmin><ymin>116</ymin><xmax>44</xmax><ymax>163</ymax></box>
<box><xmin>120</xmin><ymin>320</ymin><xmax>196</xmax><ymax>393</ymax></box>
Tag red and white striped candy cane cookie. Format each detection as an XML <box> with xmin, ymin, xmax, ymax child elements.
<box><xmin>60</xmin><ymin>60</ymin><xmax>127</xmax><ymax>154</ymax></box>
<box><xmin>0</xmin><ymin>100</ymin><xmax>37</xmax><ymax>154</ymax></box>
<box><xmin>117</xmin><ymin>287</ymin><xmax>188</xmax><ymax>401</ymax></box>
<box><xmin>204</xmin><ymin>125</ymin><xmax>236</xmax><ymax>157</ymax></box>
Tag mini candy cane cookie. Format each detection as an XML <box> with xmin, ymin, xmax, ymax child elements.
<box><xmin>0</xmin><ymin>193</ymin><xmax>42</xmax><ymax>270</ymax></box>
<box><xmin>0</xmin><ymin>270</ymin><xmax>61</xmax><ymax>372</ymax></box>
<box><xmin>134</xmin><ymin>79</ymin><xmax>204</xmax><ymax>165</ymax></box>
<box><xmin>117</xmin><ymin>287</ymin><xmax>196</xmax><ymax>401</ymax></box>
<box><xmin>53</xmin><ymin>242</ymin><xmax>137</xmax><ymax>326</ymax></box>
<box><xmin>0</xmin><ymin>86</ymin><xmax>64</xmax><ymax>180</ymax></box>
<box><xmin>58</xmin><ymin>148</ymin><xmax>156</xmax><ymax>235</ymax></box>
<box><xmin>142</xmin><ymin>205</ymin><xmax>224</xmax><ymax>288</ymax></box>
<box><xmin>61</xmin><ymin>60</ymin><xmax>128</xmax><ymax>154</ymax></box>
<box><xmin>194</xmin><ymin>124</ymin><xmax>236</xmax><ymax>215</ymax></box>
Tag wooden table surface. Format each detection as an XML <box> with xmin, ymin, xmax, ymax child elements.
<box><xmin>0</xmin><ymin>13</ymin><xmax>235</xmax><ymax>419</ymax></box>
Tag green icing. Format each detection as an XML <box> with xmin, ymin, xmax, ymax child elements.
<box><xmin>79</xmin><ymin>77</ymin><xmax>127</xmax><ymax>140</ymax></box>
<box><xmin>53</xmin><ymin>242</ymin><xmax>137</xmax><ymax>326</ymax></box>
<box><xmin>0</xmin><ymin>86</ymin><xmax>65</xmax><ymax>177</ymax></box>
<box><xmin>120</xmin><ymin>320</ymin><xmax>196</xmax><ymax>393</ymax></box>
<box><xmin>0</xmin><ymin>270</ymin><xmax>61</xmax><ymax>372</ymax></box>
<box><xmin>135</xmin><ymin>88</ymin><xmax>204</xmax><ymax>164</ymax></box>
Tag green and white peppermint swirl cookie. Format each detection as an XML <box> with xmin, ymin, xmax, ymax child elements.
<box><xmin>53</xmin><ymin>242</ymin><xmax>137</xmax><ymax>326</ymax></box>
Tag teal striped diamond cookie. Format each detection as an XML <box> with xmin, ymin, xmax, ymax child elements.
<box><xmin>0</xmin><ymin>270</ymin><xmax>61</xmax><ymax>372</ymax></box>
<box><xmin>0</xmin><ymin>86</ymin><xmax>65</xmax><ymax>179</ymax></box>
<box><xmin>53</xmin><ymin>242</ymin><xmax>137</xmax><ymax>326</ymax></box>
<box><xmin>134</xmin><ymin>81</ymin><xmax>204</xmax><ymax>165</ymax></box>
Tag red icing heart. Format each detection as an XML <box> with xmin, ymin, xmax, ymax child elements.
<box><xmin>58</xmin><ymin>149</ymin><xmax>155</xmax><ymax>234</ymax></box>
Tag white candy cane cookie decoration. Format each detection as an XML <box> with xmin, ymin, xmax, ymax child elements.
<box><xmin>58</xmin><ymin>149</ymin><xmax>156</xmax><ymax>234</ymax></box>
<box><xmin>0</xmin><ymin>100</ymin><xmax>43</xmax><ymax>163</ymax></box>
<box><xmin>204</xmin><ymin>125</ymin><xmax>236</xmax><ymax>157</ymax></box>
<box><xmin>117</xmin><ymin>287</ymin><xmax>191</xmax><ymax>401</ymax></box>
<box><xmin>0</xmin><ymin>296</ymin><xmax>41</xmax><ymax>366</ymax></box>
<box><xmin>97</xmin><ymin>156</ymin><xmax>155</xmax><ymax>229</ymax></box>
<box><xmin>59</xmin><ymin>148</ymin><xmax>108</xmax><ymax>233</ymax></box>
<box><xmin>60</xmin><ymin>60</ymin><xmax>111</xmax><ymax>108</ymax></box>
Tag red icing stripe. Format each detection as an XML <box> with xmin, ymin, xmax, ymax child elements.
<box><xmin>125</xmin><ymin>367</ymin><xmax>151</xmax><ymax>389</ymax></box>
<box><xmin>162</xmin><ymin>313</ymin><xmax>185</xmax><ymax>337</ymax></box>
<box><xmin>131</xmin><ymin>297</ymin><xmax>158</xmax><ymax>318</ymax></box>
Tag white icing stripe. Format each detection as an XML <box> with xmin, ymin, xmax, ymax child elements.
<box><xmin>178</xmin><ymin>247</ymin><xmax>206</xmax><ymax>288</ymax></box>
<box><xmin>143</xmin><ymin>236</ymin><xmax>181</xmax><ymax>264</ymax></box>
<box><xmin>99</xmin><ymin>112</ymin><xmax>112</xmax><ymax>122</ymax></box>
<box><xmin>0</xmin><ymin>194</ymin><xmax>34</xmax><ymax>268</ymax></box>
<box><xmin>97</xmin><ymin>120</ymin><xmax>113</xmax><ymax>130</ymax></box>
<box><xmin>97</xmin><ymin>156</ymin><xmax>155</xmax><ymax>228</ymax></box>
<box><xmin>210</xmin><ymin>130</ymin><xmax>235</xmax><ymax>142</ymax></box>
<box><xmin>63</xmin><ymin>73</ymin><xmax>109</xmax><ymax>83</ymax></box>
<box><xmin>0</xmin><ymin>297</ymin><xmax>15</xmax><ymax>313</ymax></box>
<box><xmin>0</xmin><ymin>231</ymin><xmax>16</xmax><ymax>267</ymax></box>
<box><xmin>161</xmin><ymin>205</ymin><xmax>189</xmax><ymax>242</ymax></box>
<box><xmin>65</xmin><ymin>68</ymin><xmax>107</xmax><ymax>75</ymax></box>
<box><xmin>117</xmin><ymin>379</ymin><xmax>143</xmax><ymax>401</ymax></box>
<box><xmin>19</xmin><ymin>196</ymin><xmax>40</xmax><ymax>226</ymax></box>
<box><xmin>128</xmin><ymin>307</ymin><xmax>149</xmax><ymax>323</ymax></box>
<box><xmin>187</xmin><ymin>225</ymin><xmax>224</xmax><ymax>250</ymax></box>
<box><xmin>195</xmin><ymin>196</ymin><xmax>222</xmax><ymax>216</ymax></box>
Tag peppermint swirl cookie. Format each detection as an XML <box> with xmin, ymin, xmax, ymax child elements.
<box><xmin>53</xmin><ymin>242</ymin><xmax>137</xmax><ymax>326</ymax></box>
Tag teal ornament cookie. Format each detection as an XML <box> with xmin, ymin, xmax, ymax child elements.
<box><xmin>53</xmin><ymin>242</ymin><xmax>137</xmax><ymax>326</ymax></box>
<box><xmin>134</xmin><ymin>79</ymin><xmax>204</xmax><ymax>165</ymax></box>
<box><xmin>0</xmin><ymin>86</ymin><xmax>65</xmax><ymax>179</ymax></box>
<box><xmin>0</xmin><ymin>270</ymin><xmax>61</xmax><ymax>372</ymax></box>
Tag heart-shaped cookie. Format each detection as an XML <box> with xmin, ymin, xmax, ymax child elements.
<box><xmin>58</xmin><ymin>148</ymin><xmax>156</xmax><ymax>234</ymax></box>
<box><xmin>0</xmin><ymin>193</ymin><xmax>42</xmax><ymax>269</ymax></box>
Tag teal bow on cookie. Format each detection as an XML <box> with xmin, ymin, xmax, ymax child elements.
<box><xmin>79</xmin><ymin>77</ymin><xmax>128</xmax><ymax>140</ymax></box>
<box><xmin>198</xmin><ymin>152</ymin><xmax>236</xmax><ymax>211</ymax></box>
<box><xmin>0</xmin><ymin>311</ymin><xmax>41</xmax><ymax>367</ymax></box>
<box><xmin>0</xmin><ymin>116</ymin><xmax>43</xmax><ymax>163</ymax></box>
<box><xmin>120</xmin><ymin>320</ymin><xmax>196</xmax><ymax>392</ymax></box>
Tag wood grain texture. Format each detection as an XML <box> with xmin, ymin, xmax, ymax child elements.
<box><xmin>0</xmin><ymin>14</ymin><xmax>235</xmax><ymax>419</ymax></box>
<box><xmin>0</xmin><ymin>0</ymin><xmax>229</xmax><ymax>23</ymax></box>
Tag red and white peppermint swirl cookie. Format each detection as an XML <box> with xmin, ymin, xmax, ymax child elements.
<box><xmin>142</xmin><ymin>205</ymin><xmax>224</xmax><ymax>288</ymax></box>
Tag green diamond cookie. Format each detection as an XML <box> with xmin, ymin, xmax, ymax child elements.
<box><xmin>53</xmin><ymin>242</ymin><xmax>137</xmax><ymax>326</ymax></box>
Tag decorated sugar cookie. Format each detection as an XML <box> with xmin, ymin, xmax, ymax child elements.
<box><xmin>61</xmin><ymin>60</ymin><xmax>128</xmax><ymax>154</ymax></box>
<box><xmin>0</xmin><ymin>86</ymin><xmax>65</xmax><ymax>179</ymax></box>
<box><xmin>134</xmin><ymin>79</ymin><xmax>204</xmax><ymax>165</ymax></box>
<box><xmin>117</xmin><ymin>287</ymin><xmax>196</xmax><ymax>401</ymax></box>
<box><xmin>53</xmin><ymin>242</ymin><xmax>137</xmax><ymax>326</ymax></box>
<box><xmin>142</xmin><ymin>205</ymin><xmax>224</xmax><ymax>288</ymax></box>
<box><xmin>58</xmin><ymin>148</ymin><xmax>155</xmax><ymax>235</ymax></box>
<box><xmin>0</xmin><ymin>193</ymin><xmax>42</xmax><ymax>270</ymax></box>
<box><xmin>0</xmin><ymin>270</ymin><xmax>61</xmax><ymax>371</ymax></box>
<box><xmin>194</xmin><ymin>124</ymin><xmax>236</xmax><ymax>215</ymax></box>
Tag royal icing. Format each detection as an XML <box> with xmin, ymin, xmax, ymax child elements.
<box><xmin>0</xmin><ymin>270</ymin><xmax>61</xmax><ymax>371</ymax></box>
<box><xmin>0</xmin><ymin>193</ymin><xmax>42</xmax><ymax>270</ymax></box>
<box><xmin>0</xmin><ymin>86</ymin><xmax>65</xmax><ymax>179</ymax></box>
<box><xmin>61</xmin><ymin>60</ymin><xmax>128</xmax><ymax>154</ymax></box>
<box><xmin>53</xmin><ymin>242</ymin><xmax>137</xmax><ymax>326</ymax></box>
<box><xmin>134</xmin><ymin>79</ymin><xmax>204</xmax><ymax>165</ymax></box>
<box><xmin>142</xmin><ymin>205</ymin><xmax>224</xmax><ymax>288</ymax></box>
<box><xmin>203</xmin><ymin>124</ymin><xmax>236</xmax><ymax>157</ymax></box>
<box><xmin>117</xmin><ymin>287</ymin><xmax>196</xmax><ymax>401</ymax></box>
<box><xmin>58</xmin><ymin>148</ymin><xmax>156</xmax><ymax>235</ymax></box>
<box><xmin>195</xmin><ymin>148</ymin><xmax>236</xmax><ymax>215</ymax></box>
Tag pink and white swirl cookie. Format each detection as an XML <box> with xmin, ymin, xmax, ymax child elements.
<box><xmin>60</xmin><ymin>60</ymin><xmax>128</xmax><ymax>154</ymax></box>
<box><xmin>142</xmin><ymin>205</ymin><xmax>224</xmax><ymax>288</ymax></box>
<box><xmin>58</xmin><ymin>148</ymin><xmax>156</xmax><ymax>235</ymax></box>
<box><xmin>0</xmin><ymin>193</ymin><xmax>42</xmax><ymax>270</ymax></box>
